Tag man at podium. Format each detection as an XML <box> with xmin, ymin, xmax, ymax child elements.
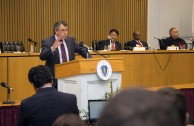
<box><xmin>40</xmin><ymin>20</ymin><xmax>91</xmax><ymax>89</ymax></box>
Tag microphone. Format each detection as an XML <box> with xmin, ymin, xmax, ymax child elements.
<box><xmin>28</xmin><ymin>38</ymin><xmax>38</xmax><ymax>44</ymax></box>
<box><xmin>154</xmin><ymin>36</ymin><xmax>161</xmax><ymax>40</ymax></box>
<box><xmin>83</xmin><ymin>44</ymin><xmax>92</xmax><ymax>50</ymax></box>
<box><xmin>79</xmin><ymin>42</ymin><xmax>93</xmax><ymax>58</ymax></box>
<box><xmin>107</xmin><ymin>36</ymin><xmax>112</xmax><ymax>40</ymax></box>
<box><xmin>1</xmin><ymin>82</ymin><xmax>15</xmax><ymax>104</ymax></box>
<box><xmin>1</xmin><ymin>82</ymin><xmax>14</xmax><ymax>91</ymax></box>
<box><xmin>79</xmin><ymin>42</ymin><xmax>107</xmax><ymax>58</ymax></box>
<box><xmin>79</xmin><ymin>42</ymin><xmax>91</xmax><ymax>50</ymax></box>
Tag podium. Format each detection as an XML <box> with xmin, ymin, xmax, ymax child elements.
<box><xmin>55</xmin><ymin>58</ymin><xmax>124</xmax><ymax>114</ymax></box>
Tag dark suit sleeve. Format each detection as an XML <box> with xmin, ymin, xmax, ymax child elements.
<box><xmin>142</xmin><ymin>41</ymin><xmax>149</xmax><ymax>50</ymax></box>
<box><xmin>179</xmin><ymin>38</ymin><xmax>187</xmax><ymax>48</ymax></box>
<box><xmin>72</xmin><ymin>95</ymin><xmax>79</xmax><ymax>115</ymax></box>
<box><xmin>71</xmin><ymin>38</ymin><xmax>89</xmax><ymax>59</ymax></box>
<box><xmin>144</xmin><ymin>42</ymin><xmax>148</xmax><ymax>48</ymax></box>
<box><xmin>17</xmin><ymin>102</ymin><xmax>28</xmax><ymax>126</ymax></box>
<box><xmin>124</xmin><ymin>41</ymin><xmax>136</xmax><ymax>50</ymax></box>
<box><xmin>116</xmin><ymin>41</ymin><xmax>122</xmax><ymax>50</ymax></box>
<box><xmin>40</xmin><ymin>39</ymin><xmax>54</xmax><ymax>61</ymax></box>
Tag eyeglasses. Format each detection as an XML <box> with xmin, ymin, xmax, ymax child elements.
<box><xmin>57</xmin><ymin>29</ymin><xmax>67</xmax><ymax>32</ymax></box>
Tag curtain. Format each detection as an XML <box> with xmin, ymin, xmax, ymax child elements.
<box><xmin>180</xmin><ymin>88</ymin><xmax>194</xmax><ymax>120</ymax></box>
<box><xmin>0</xmin><ymin>106</ymin><xmax>20</xmax><ymax>126</ymax></box>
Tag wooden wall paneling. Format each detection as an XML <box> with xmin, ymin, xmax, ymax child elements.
<box><xmin>8</xmin><ymin>56</ymin><xmax>45</xmax><ymax>101</ymax></box>
<box><xmin>0</xmin><ymin>57</ymin><xmax>8</xmax><ymax>102</ymax></box>
<box><xmin>106</xmin><ymin>51</ymin><xmax>194</xmax><ymax>88</ymax></box>
<box><xmin>1</xmin><ymin>51</ymin><xmax>194</xmax><ymax>101</ymax></box>
<box><xmin>0</xmin><ymin>0</ymin><xmax>148</xmax><ymax>50</ymax></box>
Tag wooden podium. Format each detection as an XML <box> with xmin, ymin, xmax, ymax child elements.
<box><xmin>55</xmin><ymin>58</ymin><xmax>124</xmax><ymax>114</ymax></box>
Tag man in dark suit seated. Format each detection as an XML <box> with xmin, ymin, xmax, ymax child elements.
<box><xmin>164</xmin><ymin>28</ymin><xmax>187</xmax><ymax>49</ymax></box>
<box><xmin>98</xmin><ymin>29</ymin><xmax>122</xmax><ymax>51</ymax></box>
<box><xmin>17</xmin><ymin>65</ymin><xmax>79</xmax><ymax>126</ymax></box>
<box><xmin>40</xmin><ymin>20</ymin><xmax>91</xmax><ymax>89</ymax></box>
<box><xmin>124</xmin><ymin>31</ymin><xmax>148</xmax><ymax>50</ymax></box>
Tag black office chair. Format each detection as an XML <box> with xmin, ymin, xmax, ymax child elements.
<box><xmin>92</xmin><ymin>40</ymin><xmax>100</xmax><ymax>51</ymax></box>
<box><xmin>158</xmin><ymin>39</ymin><xmax>167</xmax><ymax>50</ymax></box>
<box><xmin>124</xmin><ymin>42</ymin><xmax>134</xmax><ymax>50</ymax></box>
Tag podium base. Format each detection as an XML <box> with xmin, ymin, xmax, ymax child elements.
<box><xmin>3</xmin><ymin>100</ymin><xmax>15</xmax><ymax>104</ymax></box>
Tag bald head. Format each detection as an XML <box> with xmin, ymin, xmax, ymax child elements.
<box><xmin>169</xmin><ymin>28</ymin><xmax>179</xmax><ymax>39</ymax></box>
<box><xmin>133</xmin><ymin>31</ymin><xmax>141</xmax><ymax>40</ymax></box>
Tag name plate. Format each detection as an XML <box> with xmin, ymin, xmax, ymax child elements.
<box><xmin>166</xmin><ymin>46</ymin><xmax>179</xmax><ymax>50</ymax></box>
<box><xmin>133</xmin><ymin>47</ymin><xmax>146</xmax><ymax>51</ymax></box>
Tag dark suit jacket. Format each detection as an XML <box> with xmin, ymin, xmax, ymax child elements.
<box><xmin>17</xmin><ymin>87</ymin><xmax>79</xmax><ymax>126</ymax></box>
<box><xmin>124</xmin><ymin>40</ymin><xmax>148</xmax><ymax>50</ymax></box>
<box><xmin>98</xmin><ymin>39</ymin><xmax>122</xmax><ymax>50</ymax></box>
<box><xmin>164</xmin><ymin>37</ymin><xmax>187</xmax><ymax>49</ymax></box>
<box><xmin>40</xmin><ymin>35</ymin><xmax>88</xmax><ymax>83</ymax></box>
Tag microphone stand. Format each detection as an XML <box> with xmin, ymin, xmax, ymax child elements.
<box><xmin>92</xmin><ymin>49</ymin><xmax>107</xmax><ymax>58</ymax></box>
<box><xmin>109</xmin><ymin>39</ymin><xmax>112</xmax><ymax>51</ymax></box>
<box><xmin>34</xmin><ymin>43</ymin><xmax>37</xmax><ymax>52</ymax></box>
<box><xmin>3</xmin><ymin>89</ymin><xmax>15</xmax><ymax>104</ymax></box>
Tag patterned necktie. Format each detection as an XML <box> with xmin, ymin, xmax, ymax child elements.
<box><xmin>112</xmin><ymin>42</ymin><xmax>116</xmax><ymax>50</ymax></box>
<box><xmin>178</xmin><ymin>42</ymin><xmax>184</xmax><ymax>49</ymax></box>
<box><xmin>137</xmin><ymin>41</ymin><xmax>143</xmax><ymax>47</ymax></box>
<box><xmin>60</xmin><ymin>42</ymin><xmax>67</xmax><ymax>62</ymax></box>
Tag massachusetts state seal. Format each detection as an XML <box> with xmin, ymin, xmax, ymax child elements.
<box><xmin>96</xmin><ymin>60</ymin><xmax>112</xmax><ymax>80</ymax></box>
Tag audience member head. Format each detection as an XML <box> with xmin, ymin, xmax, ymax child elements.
<box><xmin>52</xmin><ymin>113</ymin><xmax>85</xmax><ymax>126</ymax></box>
<box><xmin>169</xmin><ymin>28</ymin><xmax>179</xmax><ymax>39</ymax></box>
<box><xmin>53</xmin><ymin>20</ymin><xmax>68</xmax><ymax>39</ymax></box>
<box><xmin>28</xmin><ymin>65</ymin><xmax>53</xmax><ymax>90</ymax></box>
<box><xmin>133</xmin><ymin>31</ymin><xmax>141</xmax><ymax>40</ymax></box>
<box><xmin>156</xmin><ymin>87</ymin><xmax>188</xmax><ymax>126</ymax></box>
<box><xmin>109</xmin><ymin>29</ymin><xmax>119</xmax><ymax>42</ymax></box>
<box><xmin>97</xmin><ymin>88</ymin><xmax>181</xmax><ymax>126</ymax></box>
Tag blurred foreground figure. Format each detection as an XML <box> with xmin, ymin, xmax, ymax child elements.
<box><xmin>97</xmin><ymin>88</ymin><xmax>182</xmax><ymax>126</ymax></box>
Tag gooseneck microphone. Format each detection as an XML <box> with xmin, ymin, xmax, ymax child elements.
<box><xmin>28</xmin><ymin>38</ymin><xmax>39</xmax><ymax>52</ymax></box>
<box><xmin>107</xmin><ymin>36</ymin><xmax>112</xmax><ymax>40</ymax></box>
<box><xmin>79</xmin><ymin>42</ymin><xmax>107</xmax><ymax>58</ymax></box>
<box><xmin>28</xmin><ymin>38</ymin><xmax>38</xmax><ymax>44</ymax></box>
<box><xmin>1</xmin><ymin>82</ymin><xmax>15</xmax><ymax>104</ymax></box>
<box><xmin>92</xmin><ymin>49</ymin><xmax>107</xmax><ymax>58</ymax></box>
<box><xmin>154</xmin><ymin>36</ymin><xmax>161</xmax><ymax>40</ymax></box>
<box><xmin>1</xmin><ymin>82</ymin><xmax>14</xmax><ymax>91</ymax></box>
<box><xmin>79</xmin><ymin>42</ymin><xmax>92</xmax><ymax>58</ymax></box>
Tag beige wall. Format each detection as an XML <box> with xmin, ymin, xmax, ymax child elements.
<box><xmin>0</xmin><ymin>0</ymin><xmax>148</xmax><ymax>51</ymax></box>
<box><xmin>193</xmin><ymin>0</ymin><xmax>194</xmax><ymax>37</ymax></box>
<box><xmin>148</xmin><ymin>0</ymin><xmax>193</xmax><ymax>49</ymax></box>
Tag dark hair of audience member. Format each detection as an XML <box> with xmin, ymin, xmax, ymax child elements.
<box><xmin>28</xmin><ymin>65</ymin><xmax>53</xmax><ymax>88</ymax></box>
<box><xmin>156</xmin><ymin>87</ymin><xmax>188</xmax><ymax>126</ymax></box>
<box><xmin>52</xmin><ymin>113</ymin><xmax>85</xmax><ymax>126</ymax></box>
<box><xmin>97</xmin><ymin>88</ymin><xmax>182</xmax><ymax>126</ymax></box>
